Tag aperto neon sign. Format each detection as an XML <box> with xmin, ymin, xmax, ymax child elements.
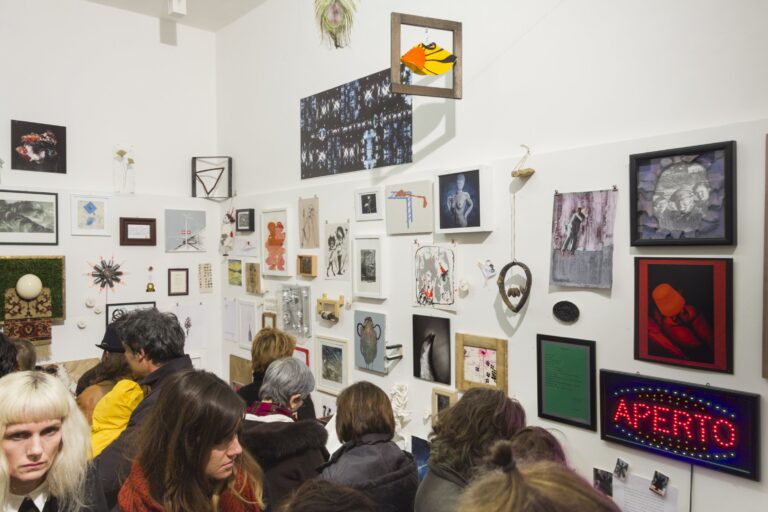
<box><xmin>600</xmin><ymin>371</ymin><xmax>759</xmax><ymax>480</ymax></box>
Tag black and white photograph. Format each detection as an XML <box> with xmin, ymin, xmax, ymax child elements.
<box><xmin>438</xmin><ymin>170</ymin><xmax>479</xmax><ymax>229</ymax></box>
<box><xmin>650</xmin><ymin>470</ymin><xmax>670</xmax><ymax>496</ymax></box>
<box><xmin>413</xmin><ymin>314</ymin><xmax>451</xmax><ymax>385</ymax></box>
<box><xmin>11</xmin><ymin>120</ymin><xmax>67</xmax><ymax>173</ymax></box>
<box><xmin>360</xmin><ymin>249</ymin><xmax>376</xmax><ymax>282</ymax></box>
<box><xmin>355</xmin><ymin>187</ymin><xmax>384</xmax><ymax>221</ymax></box>
<box><xmin>235</xmin><ymin>208</ymin><xmax>254</xmax><ymax>232</ymax></box>
<box><xmin>613</xmin><ymin>458</ymin><xmax>628</xmax><ymax>481</ymax></box>
<box><xmin>353</xmin><ymin>235</ymin><xmax>384</xmax><ymax>298</ymax></box>
<box><xmin>324</xmin><ymin>221</ymin><xmax>350</xmax><ymax>280</ymax></box>
<box><xmin>0</xmin><ymin>190</ymin><xmax>58</xmax><ymax>245</ymax></box>
<box><xmin>593</xmin><ymin>468</ymin><xmax>613</xmax><ymax>497</ymax></box>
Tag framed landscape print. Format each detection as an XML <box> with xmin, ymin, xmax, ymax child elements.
<box><xmin>630</xmin><ymin>141</ymin><xmax>735</xmax><ymax>246</ymax></box>
<box><xmin>435</xmin><ymin>167</ymin><xmax>493</xmax><ymax>233</ymax></box>
<box><xmin>385</xmin><ymin>180</ymin><xmax>433</xmax><ymax>235</ymax></box>
<box><xmin>635</xmin><ymin>257</ymin><xmax>733</xmax><ymax>373</ymax></box>
<box><xmin>119</xmin><ymin>217</ymin><xmax>156</xmax><ymax>246</ymax></box>
<box><xmin>316</xmin><ymin>336</ymin><xmax>349</xmax><ymax>395</ymax></box>
<box><xmin>355</xmin><ymin>187</ymin><xmax>383</xmax><ymax>221</ymax></box>
<box><xmin>456</xmin><ymin>333</ymin><xmax>507</xmax><ymax>391</ymax></box>
<box><xmin>235</xmin><ymin>209</ymin><xmax>255</xmax><ymax>232</ymax></box>
<box><xmin>537</xmin><ymin>334</ymin><xmax>596</xmax><ymax>431</ymax></box>
<box><xmin>191</xmin><ymin>156</ymin><xmax>232</xmax><ymax>198</ymax></box>
<box><xmin>105</xmin><ymin>301</ymin><xmax>155</xmax><ymax>327</ymax></box>
<box><xmin>70</xmin><ymin>194</ymin><xmax>111</xmax><ymax>236</ymax></box>
<box><xmin>0</xmin><ymin>190</ymin><xmax>58</xmax><ymax>245</ymax></box>
<box><xmin>11</xmin><ymin>120</ymin><xmax>67</xmax><ymax>173</ymax></box>
<box><xmin>261</xmin><ymin>208</ymin><xmax>289</xmax><ymax>276</ymax></box>
<box><xmin>431</xmin><ymin>387</ymin><xmax>458</xmax><ymax>427</ymax></box>
<box><xmin>165</xmin><ymin>209</ymin><xmax>206</xmax><ymax>252</ymax></box>
<box><xmin>353</xmin><ymin>235</ymin><xmax>384</xmax><ymax>299</ymax></box>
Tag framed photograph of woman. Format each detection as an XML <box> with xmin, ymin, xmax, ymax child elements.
<box><xmin>435</xmin><ymin>166</ymin><xmax>493</xmax><ymax>234</ymax></box>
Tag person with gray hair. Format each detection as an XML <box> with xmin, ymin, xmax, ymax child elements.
<box><xmin>242</xmin><ymin>358</ymin><xmax>329</xmax><ymax>508</ymax></box>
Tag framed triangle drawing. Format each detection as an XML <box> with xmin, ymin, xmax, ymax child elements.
<box><xmin>192</xmin><ymin>156</ymin><xmax>232</xmax><ymax>198</ymax></box>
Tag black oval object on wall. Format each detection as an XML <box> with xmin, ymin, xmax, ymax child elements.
<box><xmin>553</xmin><ymin>301</ymin><xmax>579</xmax><ymax>323</ymax></box>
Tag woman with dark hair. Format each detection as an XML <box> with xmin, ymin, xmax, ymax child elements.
<box><xmin>279</xmin><ymin>480</ymin><xmax>376</xmax><ymax>512</ymax></box>
<box><xmin>319</xmin><ymin>381</ymin><xmax>417</xmax><ymax>512</ymax></box>
<box><xmin>11</xmin><ymin>338</ymin><xmax>36</xmax><ymax>371</ymax></box>
<box><xmin>414</xmin><ymin>388</ymin><xmax>526</xmax><ymax>512</ymax></box>
<box><xmin>0</xmin><ymin>333</ymin><xmax>18</xmax><ymax>379</ymax></box>
<box><xmin>509</xmin><ymin>426</ymin><xmax>567</xmax><ymax>465</ymax></box>
<box><xmin>118</xmin><ymin>369</ymin><xmax>263</xmax><ymax>512</ymax></box>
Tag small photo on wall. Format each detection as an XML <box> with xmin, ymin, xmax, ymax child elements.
<box><xmin>355</xmin><ymin>187</ymin><xmax>383</xmax><ymax>221</ymax></box>
<box><xmin>412</xmin><ymin>314</ymin><xmax>451</xmax><ymax>384</ymax></box>
<box><xmin>11</xmin><ymin>120</ymin><xmax>67</xmax><ymax>173</ymax></box>
<box><xmin>71</xmin><ymin>194</ymin><xmax>111</xmax><ymax>236</ymax></box>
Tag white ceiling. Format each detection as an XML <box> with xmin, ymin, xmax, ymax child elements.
<box><xmin>86</xmin><ymin>0</ymin><xmax>265</xmax><ymax>32</ymax></box>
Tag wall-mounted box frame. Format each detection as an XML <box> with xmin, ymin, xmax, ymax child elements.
<box><xmin>191</xmin><ymin>156</ymin><xmax>232</xmax><ymax>198</ymax></box>
<box><xmin>119</xmin><ymin>217</ymin><xmax>156</xmax><ymax>246</ymax></box>
<box><xmin>297</xmin><ymin>255</ymin><xmax>318</xmax><ymax>277</ymax></box>
<box><xmin>236</xmin><ymin>208</ymin><xmax>255</xmax><ymax>232</ymax></box>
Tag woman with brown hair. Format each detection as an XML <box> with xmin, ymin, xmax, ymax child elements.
<box><xmin>118</xmin><ymin>369</ymin><xmax>263</xmax><ymax>512</ymax></box>
<box><xmin>319</xmin><ymin>381</ymin><xmax>418</xmax><ymax>512</ymax></box>
<box><xmin>414</xmin><ymin>388</ymin><xmax>526</xmax><ymax>512</ymax></box>
<box><xmin>509</xmin><ymin>426</ymin><xmax>567</xmax><ymax>465</ymax></box>
<box><xmin>457</xmin><ymin>441</ymin><xmax>620</xmax><ymax>512</ymax></box>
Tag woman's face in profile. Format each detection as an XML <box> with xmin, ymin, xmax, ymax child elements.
<box><xmin>2</xmin><ymin>418</ymin><xmax>62</xmax><ymax>488</ymax></box>
<box><xmin>204</xmin><ymin>432</ymin><xmax>243</xmax><ymax>481</ymax></box>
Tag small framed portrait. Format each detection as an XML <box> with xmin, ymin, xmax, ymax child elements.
<box><xmin>119</xmin><ymin>217</ymin><xmax>156</xmax><ymax>246</ymax></box>
<box><xmin>262</xmin><ymin>311</ymin><xmax>277</xmax><ymax>329</ymax></box>
<box><xmin>11</xmin><ymin>120</ymin><xmax>67</xmax><ymax>173</ymax></box>
<box><xmin>167</xmin><ymin>268</ymin><xmax>189</xmax><ymax>296</ymax></box>
<box><xmin>650</xmin><ymin>471</ymin><xmax>670</xmax><ymax>496</ymax></box>
<box><xmin>353</xmin><ymin>235</ymin><xmax>384</xmax><ymax>299</ymax></box>
<box><xmin>0</xmin><ymin>189</ymin><xmax>59</xmax><ymax>245</ymax></box>
<box><xmin>455</xmin><ymin>333</ymin><xmax>507</xmax><ymax>392</ymax></box>
<box><xmin>435</xmin><ymin>166</ymin><xmax>493</xmax><ymax>234</ymax></box>
<box><xmin>296</xmin><ymin>255</ymin><xmax>318</xmax><ymax>277</ymax></box>
<box><xmin>236</xmin><ymin>208</ymin><xmax>255</xmax><ymax>232</ymax></box>
<box><xmin>355</xmin><ymin>187</ymin><xmax>383</xmax><ymax>221</ymax></box>
<box><xmin>191</xmin><ymin>156</ymin><xmax>232</xmax><ymax>198</ymax></box>
<box><xmin>70</xmin><ymin>194</ymin><xmax>111</xmax><ymax>237</ymax></box>
<box><xmin>431</xmin><ymin>387</ymin><xmax>458</xmax><ymax>426</ymax></box>
<box><xmin>630</xmin><ymin>141</ymin><xmax>735</xmax><ymax>246</ymax></box>
<box><xmin>316</xmin><ymin>336</ymin><xmax>349</xmax><ymax>395</ymax></box>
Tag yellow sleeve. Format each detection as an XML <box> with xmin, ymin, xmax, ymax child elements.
<box><xmin>90</xmin><ymin>379</ymin><xmax>145</xmax><ymax>458</ymax></box>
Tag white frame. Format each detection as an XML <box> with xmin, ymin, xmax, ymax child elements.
<box><xmin>353</xmin><ymin>235</ymin><xmax>385</xmax><ymax>299</ymax></box>
<box><xmin>354</xmin><ymin>187</ymin><xmax>384</xmax><ymax>221</ymax></box>
<box><xmin>434</xmin><ymin>165</ymin><xmax>494</xmax><ymax>234</ymax></box>
<box><xmin>237</xmin><ymin>299</ymin><xmax>261</xmax><ymax>350</ymax></box>
<box><xmin>260</xmin><ymin>207</ymin><xmax>290</xmax><ymax>276</ymax></box>
<box><xmin>315</xmin><ymin>335</ymin><xmax>349</xmax><ymax>395</ymax></box>
<box><xmin>70</xmin><ymin>193</ymin><xmax>111</xmax><ymax>236</ymax></box>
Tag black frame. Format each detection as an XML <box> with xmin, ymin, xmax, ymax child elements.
<box><xmin>105</xmin><ymin>301</ymin><xmax>156</xmax><ymax>328</ymax></box>
<box><xmin>0</xmin><ymin>189</ymin><xmax>58</xmax><ymax>245</ymax></box>
<box><xmin>191</xmin><ymin>156</ymin><xmax>232</xmax><ymax>198</ymax></box>
<box><xmin>629</xmin><ymin>140</ymin><xmax>736</xmax><ymax>246</ymax></box>
<box><xmin>235</xmin><ymin>208</ymin><xmax>255</xmax><ymax>232</ymax></box>
<box><xmin>167</xmin><ymin>268</ymin><xmax>189</xmax><ymax>296</ymax></box>
<box><xmin>119</xmin><ymin>217</ymin><xmax>156</xmax><ymax>246</ymax></box>
<box><xmin>536</xmin><ymin>334</ymin><xmax>596</xmax><ymax>431</ymax></box>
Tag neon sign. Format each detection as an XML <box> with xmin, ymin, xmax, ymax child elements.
<box><xmin>600</xmin><ymin>370</ymin><xmax>759</xmax><ymax>480</ymax></box>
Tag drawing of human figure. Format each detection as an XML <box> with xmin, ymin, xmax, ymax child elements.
<box><xmin>335</xmin><ymin>226</ymin><xmax>347</xmax><ymax>275</ymax></box>
<box><xmin>265</xmin><ymin>221</ymin><xmax>286</xmax><ymax>270</ymax></box>
<box><xmin>301</xmin><ymin>203</ymin><xmax>319</xmax><ymax>248</ymax></box>
<box><xmin>446</xmin><ymin>174</ymin><xmax>474</xmax><ymax>227</ymax></box>
<box><xmin>561</xmin><ymin>207</ymin><xmax>588</xmax><ymax>255</ymax></box>
<box><xmin>326</xmin><ymin>236</ymin><xmax>338</xmax><ymax>277</ymax></box>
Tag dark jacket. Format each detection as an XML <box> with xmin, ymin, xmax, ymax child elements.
<box><xmin>413</xmin><ymin>463</ymin><xmax>468</xmax><ymax>512</ymax></box>
<box><xmin>94</xmin><ymin>355</ymin><xmax>193</xmax><ymax>509</ymax></box>
<box><xmin>37</xmin><ymin>464</ymin><xmax>109</xmax><ymax>511</ymax></box>
<box><xmin>237</xmin><ymin>371</ymin><xmax>316</xmax><ymax>421</ymax></box>
<box><xmin>242</xmin><ymin>417</ymin><xmax>328</xmax><ymax>509</ymax></box>
<box><xmin>319</xmin><ymin>433</ymin><xmax>418</xmax><ymax>512</ymax></box>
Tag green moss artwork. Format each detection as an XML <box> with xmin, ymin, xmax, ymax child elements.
<box><xmin>0</xmin><ymin>256</ymin><xmax>65</xmax><ymax>321</ymax></box>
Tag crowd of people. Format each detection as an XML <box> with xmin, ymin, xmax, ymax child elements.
<box><xmin>0</xmin><ymin>309</ymin><xmax>620</xmax><ymax>511</ymax></box>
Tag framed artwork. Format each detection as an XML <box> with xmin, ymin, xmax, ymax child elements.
<box><xmin>105</xmin><ymin>301</ymin><xmax>155</xmax><ymax>327</ymax></box>
<box><xmin>298</xmin><ymin>196</ymin><xmax>320</xmax><ymax>249</ymax></box>
<box><xmin>11</xmin><ymin>120</ymin><xmax>67</xmax><ymax>173</ymax></box>
<box><xmin>414</xmin><ymin>244</ymin><xmax>456</xmax><ymax>309</ymax></box>
<box><xmin>223</xmin><ymin>297</ymin><xmax>237</xmax><ymax>341</ymax></box>
<box><xmin>537</xmin><ymin>334</ymin><xmax>596</xmax><ymax>431</ymax></box>
<box><xmin>431</xmin><ymin>387</ymin><xmax>458</xmax><ymax>426</ymax></box>
<box><xmin>262</xmin><ymin>311</ymin><xmax>276</xmax><ymax>329</ymax></box>
<box><xmin>191</xmin><ymin>156</ymin><xmax>232</xmax><ymax>198</ymax></box>
<box><xmin>413</xmin><ymin>314</ymin><xmax>450</xmax><ymax>384</ymax></box>
<box><xmin>456</xmin><ymin>333</ymin><xmax>507</xmax><ymax>392</ymax></box>
<box><xmin>70</xmin><ymin>194</ymin><xmax>111</xmax><ymax>236</ymax></box>
<box><xmin>167</xmin><ymin>268</ymin><xmax>189</xmax><ymax>296</ymax></box>
<box><xmin>324</xmin><ymin>221</ymin><xmax>350</xmax><ymax>280</ymax></box>
<box><xmin>297</xmin><ymin>255</ymin><xmax>318</xmax><ymax>277</ymax></box>
<box><xmin>235</xmin><ymin>209</ymin><xmax>255</xmax><ymax>232</ymax></box>
<box><xmin>353</xmin><ymin>235</ymin><xmax>384</xmax><ymax>299</ymax></box>
<box><xmin>390</xmin><ymin>13</ymin><xmax>462</xmax><ymax>99</ymax></box>
<box><xmin>238</xmin><ymin>299</ymin><xmax>260</xmax><ymax>350</ymax></box>
<box><xmin>293</xmin><ymin>346</ymin><xmax>310</xmax><ymax>367</ymax></box>
<box><xmin>0</xmin><ymin>256</ymin><xmax>65</xmax><ymax>321</ymax></box>
<box><xmin>119</xmin><ymin>217</ymin><xmax>156</xmax><ymax>246</ymax></box>
<box><xmin>199</xmin><ymin>262</ymin><xmax>213</xmax><ymax>293</ymax></box>
<box><xmin>229</xmin><ymin>354</ymin><xmax>252</xmax><ymax>391</ymax></box>
<box><xmin>355</xmin><ymin>187</ymin><xmax>383</xmax><ymax>221</ymax></box>
<box><xmin>261</xmin><ymin>208</ymin><xmax>289</xmax><ymax>276</ymax></box>
<box><xmin>354</xmin><ymin>310</ymin><xmax>386</xmax><ymax>373</ymax></box>
<box><xmin>630</xmin><ymin>141</ymin><xmax>736</xmax><ymax>246</ymax></box>
<box><xmin>228</xmin><ymin>259</ymin><xmax>243</xmax><ymax>286</ymax></box>
<box><xmin>280</xmin><ymin>285</ymin><xmax>311</xmax><ymax>338</ymax></box>
<box><xmin>316</xmin><ymin>335</ymin><xmax>349</xmax><ymax>395</ymax></box>
<box><xmin>0</xmin><ymin>190</ymin><xmax>58</xmax><ymax>245</ymax></box>
<box><xmin>412</xmin><ymin>435</ymin><xmax>431</xmax><ymax>481</ymax></box>
<box><xmin>165</xmin><ymin>209</ymin><xmax>206</xmax><ymax>252</ymax></box>
<box><xmin>245</xmin><ymin>262</ymin><xmax>262</xmax><ymax>294</ymax></box>
<box><xmin>635</xmin><ymin>257</ymin><xmax>733</xmax><ymax>373</ymax></box>
<box><xmin>385</xmin><ymin>181</ymin><xmax>433</xmax><ymax>235</ymax></box>
<box><xmin>435</xmin><ymin>167</ymin><xmax>493</xmax><ymax>233</ymax></box>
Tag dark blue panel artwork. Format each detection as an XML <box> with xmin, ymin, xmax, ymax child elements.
<box><xmin>300</xmin><ymin>67</ymin><xmax>412</xmax><ymax>179</ymax></box>
<box><xmin>438</xmin><ymin>169</ymin><xmax>480</xmax><ymax>229</ymax></box>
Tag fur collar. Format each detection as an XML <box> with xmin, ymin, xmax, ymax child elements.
<box><xmin>242</xmin><ymin>419</ymin><xmax>328</xmax><ymax>465</ymax></box>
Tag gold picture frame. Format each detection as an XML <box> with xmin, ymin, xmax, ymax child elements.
<box><xmin>431</xmin><ymin>387</ymin><xmax>459</xmax><ymax>427</ymax></box>
<box><xmin>455</xmin><ymin>333</ymin><xmax>507</xmax><ymax>392</ymax></box>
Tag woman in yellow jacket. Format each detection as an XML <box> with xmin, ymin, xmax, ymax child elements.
<box><xmin>91</xmin><ymin>378</ymin><xmax>145</xmax><ymax>456</ymax></box>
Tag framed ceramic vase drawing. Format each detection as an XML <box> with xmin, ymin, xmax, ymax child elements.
<box><xmin>354</xmin><ymin>310</ymin><xmax>387</xmax><ymax>373</ymax></box>
<box><xmin>353</xmin><ymin>235</ymin><xmax>385</xmax><ymax>299</ymax></box>
<box><xmin>261</xmin><ymin>208</ymin><xmax>289</xmax><ymax>276</ymax></box>
<box><xmin>435</xmin><ymin>166</ymin><xmax>493</xmax><ymax>234</ymax></box>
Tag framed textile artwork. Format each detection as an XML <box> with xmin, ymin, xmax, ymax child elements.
<box><xmin>456</xmin><ymin>333</ymin><xmax>507</xmax><ymax>392</ymax></box>
<box><xmin>261</xmin><ymin>208</ymin><xmax>289</xmax><ymax>276</ymax></box>
<box><xmin>70</xmin><ymin>194</ymin><xmax>111</xmax><ymax>236</ymax></box>
<box><xmin>119</xmin><ymin>217</ymin><xmax>156</xmax><ymax>246</ymax></box>
<box><xmin>316</xmin><ymin>336</ymin><xmax>349</xmax><ymax>396</ymax></box>
<box><xmin>191</xmin><ymin>156</ymin><xmax>232</xmax><ymax>198</ymax></box>
<box><xmin>0</xmin><ymin>190</ymin><xmax>58</xmax><ymax>245</ymax></box>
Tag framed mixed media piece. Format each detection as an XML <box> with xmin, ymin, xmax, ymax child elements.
<box><xmin>324</xmin><ymin>221</ymin><xmax>350</xmax><ymax>280</ymax></box>
<box><xmin>353</xmin><ymin>236</ymin><xmax>384</xmax><ymax>299</ymax></box>
<box><xmin>261</xmin><ymin>208</ymin><xmax>289</xmax><ymax>276</ymax></box>
<box><xmin>635</xmin><ymin>257</ymin><xmax>733</xmax><ymax>373</ymax></box>
<box><xmin>385</xmin><ymin>181</ymin><xmax>433</xmax><ymax>235</ymax></box>
<box><xmin>70</xmin><ymin>194</ymin><xmax>111</xmax><ymax>236</ymax></box>
<box><xmin>436</xmin><ymin>167</ymin><xmax>492</xmax><ymax>233</ymax></box>
<box><xmin>245</xmin><ymin>262</ymin><xmax>262</xmax><ymax>294</ymax></box>
<box><xmin>0</xmin><ymin>256</ymin><xmax>65</xmax><ymax>321</ymax></box>
<box><xmin>165</xmin><ymin>209</ymin><xmax>206</xmax><ymax>252</ymax></box>
<box><xmin>456</xmin><ymin>333</ymin><xmax>507</xmax><ymax>392</ymax></box>
<box><xmin>228</xmin><ymin>259</ymin><xmax>243</xmax><ymax>286</ymax></box>
<box><xmin>297</xmin><ymin>255</ymin><xmax>318</xmax><ymax>277</ymax></box>
<box><xmin>414</xmin><ymin>244</ymin><xmax>455</xmax><ymax>309</ymax></box>
<box><xmin>235</xmin><ymin>209</ymin><xmax>255</xmax><ymax>232</ymax></box>
<box><xmin>293</xmin><ymin>346</ymin><xmax>310</xmax><ymax>367</ymax></box>
<box><xmin>298</xmin><ymin>196</ymin><xmax>320</xmax><ymax>249</ymax></box>
<box><xmin>316</xmin><ymin>336</ymin><xmax>349</xmax><ymax>395</ymax></box>
<box><xmin>11</xmin><ymin>120</ymin><xmax>67</xmax><ymax>173</ymax></box>
<box><xmin>167</xmin><ymin>268</ymin><xmax>189</xmax><ymax>296</ymax></box>
<box><xmin>262</xmin><ymin>311</ymin><xmax>277</xmax><ymax>329</ymax></box>
<box><xmin>431</xmin><ymin>387</ymin><xmax>458</xmax><ymax>427</ymax></box>
<box><xmin>354</xmin><ymin>310</ymin><xmax>386</xmax><ymax>373</ymax></box>
<box><xmin>105</xmin><ymin>301</ymin><xmax>155</xmax><ymax>327</ymax></box>
<box><xmin>0</xmin><ymin>190</ymin><xmax>58</xmax><ymax>245</ymax></box>
<box><xmin>280</xmin><ymin>285</ymin><xmax>311</xmax><ymax>338</ymax></box>
<box><xmin>191</xmin><ymin>156</ymin><xmax>232</xmax><ymax>198</ymax></box>
<box><xmin>119</xmin><ymin>217</ymin><xmax>156</xmax><ymax>246</ymax></box>
<box><xmin>237</xmin><ymin>299</ymin><xmax>260</xmax><ymax>350</ymax></box>
<box><xmin>630</xmin><ymin>141</ymin><xmax>736</xmax><ymax>246</ymax></box>
<box><xmin>355</xmin><ymin>187</ymin><xmax>383</xmax><ymax>221</ymax></box>
<box><xmin>537</xmin><ymin>334</ymin><xmax>596</xmax><ymax>431</ymax></box>
<box><xmin>413</xmin><ymin>314</ymin><xmax>450</xmax><ymax>384</ymax></box>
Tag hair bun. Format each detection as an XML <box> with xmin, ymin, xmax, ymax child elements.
<box><xmin>490</xmin><ymin>440</ymin><xmax>517</xmax><ymax>473</ymax></box>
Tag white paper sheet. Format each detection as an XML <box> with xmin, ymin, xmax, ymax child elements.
<box><xmin>613</xmin><ymin>473</ymin><xmax>678</xmax><ymax>512</ymax></box>
<box><xmin>223</xmin><ymin>297</ymin><xmax>237</xmax><ymax>341</ymax></box>
<box><xmin>170</xmin><ymin>302</ymin><xmax>206</xmax><ymax>352</ymax></box>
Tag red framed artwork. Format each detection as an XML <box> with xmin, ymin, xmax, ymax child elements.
<box><xmin>635</xmin><ymin>258</ymin><xmax>732</xmax><ymax>373</ymax></box>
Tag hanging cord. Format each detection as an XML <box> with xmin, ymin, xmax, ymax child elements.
<box><xmin>689</xmin><ymin>465</ymin><xmax>693</xmax><ymax>512</ymax></box>
<box><xmin>511</xmin><ymin>193</ymin><xmax>516</xmax><ymax>262</ymax></box>
<box><xmin>511</xmin><ymin>145</ymin><xmax>531</xmax><ymax>175</ymax></box>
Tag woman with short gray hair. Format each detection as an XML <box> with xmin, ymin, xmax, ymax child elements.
<box><xmin>241</xmin><ymin>358</ymin><xmax>328</xmax><ymax>508</ymax></box>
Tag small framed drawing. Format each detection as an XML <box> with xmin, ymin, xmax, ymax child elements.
<box><xmin>236</xmin><ymin>209</ymin><xmax>255</xmax><ymax>232</ymax></box>
<box><xmin>70</xmin><ymin>194</ymin><xmax>111</xmax><ymax>236</ymax></box>
<box><xmin>435</xmin><ymin>166</ymin><xmax>493</xmax><ymax>234</ymax></box>
<box><xmin>431</xmin><ymin>387</ymin><xmax>458</xmax><ymax>427</ymax></box>
<box><xmin>167</xmin><ymin>268</ymin><xmax>189</xmax><ymax>296</ymax></box>
<box><xmin>261</xmin><ymin>208</ymin><xmax>289</xmax><ymax>276</ymax></box>
<box><xmin>0</xmin><ymin>190</ymin><xmax>58</xmax><ymax>245</ymax></box>
<box><xmin>105</xmin><ymin>301</ymin><xmax>155</xmax><ymax>327</ymax></box>
<box><xmin>353</xmin><ymin>235</ymin><xmax>384</xmax><ymax>299</ymax></box>
<box><xmin>355</xmin><ymin>187</ymin><xmax>383</xmax><ymax>221</ymax></box>
<box><xmin>119</xmin><ymin>217</ymin><xmax>156</xmax><ymax>246</ymax></box>
<box><xmin>238</xmin><ymin>299</ymin><xmax>261</xmax><ymax>350</ymax></box>
<box><xmin>297</xmin><ymin>255</ymin><xmax>318</xmax><ymax>277</ymax></box>
<box><xmin>629</xmin><ymin>141</ymin><xmax>735</xmax><ymax>246</ymax></box>
<box><xmin>192</xmin><ymin>156</ymin><xmax>232</xmax><ymax>198</ymax></box>
<box><xmin>293</xmin><ymin>346</ymin><xmax>310</xmax><ymax>367</ymax></box>
<box><xmin>316</xmin><ymin>335</ymin><xmax>349</xmax><ymax>395</ymax></box>
<box><xmin>245</xmin><ymin>262</ymin><xmax>263</xmax><ymax>294</ymax></box>
<box><xmin>536</xmin><ymin>334</ymin><xmax>596</xmax><ymax>431</ymax></box>
<box><xmin>262</xmin><ymin>311</ymin><xmax>276</xmax><ymax>329</ymax></box>
<box><xmin>455</xmin><ymin>333</ymin><xmax>507</xmax><ymax>392</ymax></box>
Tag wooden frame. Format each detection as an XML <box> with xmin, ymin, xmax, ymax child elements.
<box><xmin>316</xmin><ymin>335</ymin><xmax>349</xmax><ymax>395</ymax></box>
<box><xmin>455</xmin><ymin>333</ymin><xmax>507</xmax><ymax>392</ymax></box>
<box><xmin>391</xmin><ymin>13</ymin><xmax>462</xmax><ymax>99</ymax></box>
<box><xmin>119</xmin><ymin>217</ymin><xmax>156</xmax><ymax>246</ymax></box>
<box><xmin>235</xmin><ymin>208</ymin><xmax>255</xmax><ymax>232</ymax></box>
<box><xmin>229</xmin><ymin>354</ymin><xmax>252</xmax><ymax>391</ymax></box>
<box><xmin>192</xmin><ymin>156</ymin><xmax>232</xmax><ymax>198</ymax></box>
<box><xmin>167</xmin><ymin>268</ymin><xmax>189</xmax><ymax>296</ymax></box>
<box><xmin>537</xmin><ymin>334</ymin><xmax>596</xmax><ymax>431</ymax></box>
<box><xmin>431</xmin><ymin>387</ymin><xmax>458</xmax><ymax>427</ymax></box>
<box><xmin>435</xmin><ymin>166</ymin><xmax>493</xmax><ymax>234</ymax></box>
<box><xmin>0</xmin><ymin>190</ymin><xmax>58</xmax><ymax>245</ymax></box>
<box><xmin>297</xmin><ymin>255</ymin><xmax>318</xmax><ymax>277</ymax></box>
<box><xmin>262</xmin><ymin>311</ymin><xmax>276</xmax><ymax>329</ymax></box>
<box><xmin>317</xmin><ymin>293</ymin><xmax>344</xmax><ymax>323</ymax></box>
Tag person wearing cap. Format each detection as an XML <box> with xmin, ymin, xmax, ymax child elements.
<box><xmin>75</xmin><ymin>320</ymin><xmax>127</xmax><ymax>397</ymax></box>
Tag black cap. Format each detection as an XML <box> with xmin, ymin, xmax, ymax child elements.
<box><xmin>95</xmin><ymin>323</ymin><xmax>125</xmax><ymax>353</ymax></box>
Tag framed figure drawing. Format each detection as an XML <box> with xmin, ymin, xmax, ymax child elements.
<box><xmin>70</xmin><ymin>194</ymin><xmax>111</xmax><ymax>236</ymax></box>
<box><xmin>11</xmin><ymin>120</ymin><xmax>67</xmax><ymax>173</ymax></box>
<box><xmin>385</xmin><ymin>180</ymin><xmax>433</xmax><ymax>235</ymax></box>
<box><xmin>353</xmin><ymin>236</ymin><xmax>384</xmax><ymax>299</ymax></box>
<box><xmin>355</xmin><ymin>187</ymin><xmax>383</xmax><ymax>221</ymax></box>
<box><xmin>119</xmin><ymin>217</ymin><xmax>156</xmax><ymax>246</ymax></box>
<box><xmin>630</xmin><ymin>141</ymin><xmax>735</xmax><ymax>246</ymax></box>
<box><xmin>456</xmin><ymin>333</ymin><xmax>507</xmax><ymax>392</ymax></box>
<box><xmin>0</xmin><ymin>190</ymin><xmax>58</xmax><ymax>245</ymax></box>
<box><xmin>298</xmin><ymin>196</ymin><xmax>320</xmax><ymax>249</ymax></box>
<box><xmin>324</xmin><ymin>221</ymin><xmax>350</xmax><ymax>280</ymax></box>
<box><xmin>316</xmin><ymin>336</ymin><xmax>349</xmax><ymax>395</ymax></box>
<box><xmin>261</xmin><ymin>208</ymin><xmax>289</xmax><ymax>276</ymax></box>
<box><xmin>435</xmin><ymin>167</ymin><xmax>493</xmax><ymax>233</ymax></box>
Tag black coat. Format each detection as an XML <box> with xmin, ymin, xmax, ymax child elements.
<box><xmin>319</xmin><ymin>433</ymin><xmax>418</xmax><ymax>512</ymax></box>
<box><xmin>413</xmin><ymin>463</ymin><xmax>468</xmax><ymax>512</ymax></box>
<box><xmin>237</xmin><ymin>371</ymin><xmax>316</xmax><ymax>421</ymax></box>
<box><xmin>33</xmin><ymin>465</ymin><xmax>108</xmax><ymax>511</ymax></box>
